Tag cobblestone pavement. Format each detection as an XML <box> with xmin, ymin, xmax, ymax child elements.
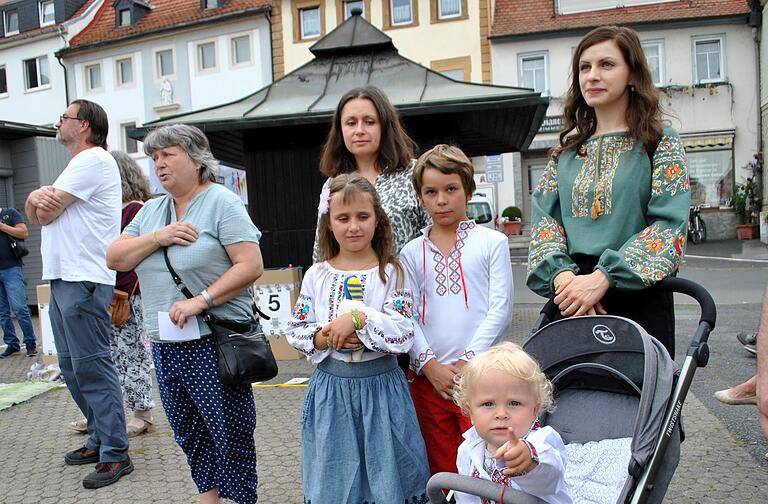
<box><xmin>0</xmin><ymin>305</ymin><xmax>767</xmax><ymax>503</ymax></box>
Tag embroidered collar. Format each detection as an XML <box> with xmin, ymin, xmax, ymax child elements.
<box><xmin>419</xmin><ymin>219</ymin><xmax>477</xmax><ymax>240</ymax></box>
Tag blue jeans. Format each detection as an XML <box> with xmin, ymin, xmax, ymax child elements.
<box><xmin>0</xmin><ymin>265</ymin><xmax>37</xmax><ymax>349</ymax></box>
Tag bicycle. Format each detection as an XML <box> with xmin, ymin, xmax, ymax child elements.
<box><xmin>688</xmin><ymin>205</ymin><xmax>707</xmax><ymax>244</ymax></box>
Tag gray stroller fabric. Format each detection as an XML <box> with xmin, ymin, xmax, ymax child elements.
<box><xmin>523</xmin><ymin>315</ymin><xmax>680</xmax><ymax>503</ymax></box>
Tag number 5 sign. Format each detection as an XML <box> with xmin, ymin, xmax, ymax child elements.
<box><xmin>255</xmin><ymin>285</ymin><xmax>295</xmax><ymax>335</ymax></box>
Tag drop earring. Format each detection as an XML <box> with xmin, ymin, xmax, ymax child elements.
<box><xmin>630</xmin><ymin>85</ymin><xmax>636</xmax><ymax>92</ymax></box>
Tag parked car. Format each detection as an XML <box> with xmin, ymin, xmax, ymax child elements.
<box><xmin>468</xmin><ymin>193</ymin><xmax>496</xmax><ymax>230</ymax></box>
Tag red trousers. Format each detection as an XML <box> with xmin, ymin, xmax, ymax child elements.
<box><xmin>409</xmin><ymin>372</ymin><xmax>472</xmax><ymax>475</ymax></box>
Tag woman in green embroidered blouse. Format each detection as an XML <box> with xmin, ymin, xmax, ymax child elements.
<box><xmin>526</xmin><ymin>26</ymin><xmax>690</xmax><ymax>357</ymax></box>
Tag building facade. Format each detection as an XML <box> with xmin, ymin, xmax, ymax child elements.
<box><xmin>0</xmin><ymin>0</ymin><xmax>101</xmax><ymax>124</ymax></box>
<box><xmin>272</xmin><ymin>0</ymin><xmax>492</xmax><ymax>83</ymax></box>
<box><xmin>490</xmin><ymin>0</ymin><xmax>758</xmax><ymax>239</ymax></box>
<box><xmin>58</xmin><ymin>0</ymin><xmax>273</xmax><ymax>173</ymax></box>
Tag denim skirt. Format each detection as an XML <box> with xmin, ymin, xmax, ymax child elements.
<box><xmin>301</xmin><ymin>355</ymin><xmax>430</xmax><ymax>504</ymax></box>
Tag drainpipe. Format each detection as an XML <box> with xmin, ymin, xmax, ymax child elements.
<box><xmin>55</xmin><ymin>25</ymin><xmax>69</xmax><ymax>105</ymax></box>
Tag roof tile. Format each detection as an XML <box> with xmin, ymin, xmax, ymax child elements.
<box><xmin>69</xmin><ymin>0</ymin><xmax>271</xmax><ymax>49</ymax></box>
<box><xmin>491</xmin><ymin>0</ymin><xmax>751</xmax><ymax>38</ymax></box>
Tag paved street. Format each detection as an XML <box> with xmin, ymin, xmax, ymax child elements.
<box><xmin>1</xmin><ymin>239</ymin><xmax>767</xmax><ymax>503</ymax></box>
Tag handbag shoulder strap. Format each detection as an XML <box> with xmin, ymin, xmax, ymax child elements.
<box><xmin>161</xmin><ymin>197</ymin><xmax>196</xmax><ymax>300</ymax></box>
<box><xmin>160</xmin><ymin>198</ymin><xmax>270</xmax><ymax>321</ymax></box>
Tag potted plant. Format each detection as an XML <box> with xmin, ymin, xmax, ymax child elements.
<box><xmin>501</xmin><ymin>206</ymin><xmax>522</xmax><ymax>236</ymax></box>
<box><xmin>734</xmin><ymin>179</ymin><xmax>760</xmax><ymax>240</ymax></box>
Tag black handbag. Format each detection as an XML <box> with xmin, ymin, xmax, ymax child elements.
<box><xmin>161</xmin><ymin>200</ymin><xmax>278</xmax><ymax>386</ymax></box>
<box><xmin>2</xmin><ymin>212</ymin><xmax>29</xmax><ymax>260</ymax></box>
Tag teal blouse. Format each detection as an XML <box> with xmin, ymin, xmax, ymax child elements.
<box><xmin>526</xmin><ymin>127</ymin><xmax>691</xmax><ymax>298</ymax></box>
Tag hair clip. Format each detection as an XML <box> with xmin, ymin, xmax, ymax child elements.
<box><xmin>318</xmin><ymin>186</ymin><xmax>331</xmax><ymax>215</ymax></box>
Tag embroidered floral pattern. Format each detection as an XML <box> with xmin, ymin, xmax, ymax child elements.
<box><xmin>527</xmin><ymin>216</ymin><xmax>568</xmax><ymax>273</ymax></box>
<box><xmin>534</xmin><ymin>157</ymin><xmax>559</xmax><ymax>193</ymax></box>
<box><xmin>432</xmin><ymin>221</ymin><xmax>475</xmax><ymax>297</ymax></box>
<box><xmin>622</xmin><ymin>224</ymin><xmax>685</xmax><ymax>286</ymax></box>
<box><xmin>652</xmin><ymin>135</ymin><xmax>690</xmax><ymax>197</ymax></box>
<box><xmin>388</xmin><ymin>289</ymin><xmax>415</xmax><ymax>319</ymax></box>
<box><xmin>571</xmin><ymin>136</ymin><xmax>634</xmax><ymax>218</ymax></box>
<box><xmin>291</xmin><ymin>294</ymin><xmax>312</xmax><ymax>322</ymax></box>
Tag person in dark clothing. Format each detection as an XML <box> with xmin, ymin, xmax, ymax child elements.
<box><xmin>0</xmin><ymin>207</ymin><xmax>37</xmax><ymax>358</ymax></box>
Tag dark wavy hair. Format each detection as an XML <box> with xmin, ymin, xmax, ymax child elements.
<box><xmin>556</xmin><ymin>25</ymin><xmax>662</xmax><ymax>158</ymax></box>
<box><xmin>317</xmin><ymin>174</ymin><xmax>403</xmax><ymax>284</ymax></box>
<box><xmin>319</xmin><ymin>86</ymin><xmax>417</xmax><ymax>177</ymax></box>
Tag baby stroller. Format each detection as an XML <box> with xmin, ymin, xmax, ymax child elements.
<box><xmin>426</xmin><ymin>277</ymin><xmax>715</xmax><ymax>504</ymax></box>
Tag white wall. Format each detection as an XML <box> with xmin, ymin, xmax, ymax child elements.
<box><xmin>0</xmin><ymin>35</ymin><xmax>67</xmax><ymax>125</ymax></box>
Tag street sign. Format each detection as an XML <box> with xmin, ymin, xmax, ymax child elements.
<box><xmin>485</xmin><ymin>154</ymin><xmax>503</xmax><ymax>183</ymax></box>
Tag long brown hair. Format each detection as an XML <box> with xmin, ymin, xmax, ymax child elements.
<box><xmin>319</xmin><ymin>86</ymin><xmax>417</xmax><ymax>177</ymax></box>
<box><xmin>556</xmin><ymin>25</ymin><xmax>662</xmax><ymax>158</ymax></box>
<box><xmin>317</xmin><ymin>174</ymin><xmax>404</xmax><ymax>284</ymax></box>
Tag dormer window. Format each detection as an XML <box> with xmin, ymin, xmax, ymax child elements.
<box><xmin>113</xmin><ymin>0</ymin><xmax>152</xmax><ymax>28</ymax></box>
<box><xmin>203</xmin><ymin>0</ymin><xmax>218</xmax><ymax>9</ymax></box>
<box><xmin>118</xmin><ymin>8</ymin><xmax>130</xmax><ymax>26</ymax></box>
<box><xmin>40</xmin><ymin>1</ymin><xmax>55</xmax><ymax>26</ymax></box>
<box><xmin>4</xmin><ymin>9</ymin><xmax>19</xmax><ymax>36</ymax></box>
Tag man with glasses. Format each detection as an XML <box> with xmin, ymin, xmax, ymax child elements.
<box><xmin>25</xmin><ymin>99</ymin><xmax>131</xmax><ymax>489</ymax></box>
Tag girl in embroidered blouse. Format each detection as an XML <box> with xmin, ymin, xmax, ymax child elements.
<box><xmin>286</xmin><ymin>174</ymin><xmax>430</xmax><ymax>504</ymax></box>
<box><xmin>452</xmin><ymin>343</ymin><xmax>570</xmax><ymax>504</ymax></box>
<box><xmin>527</xmin><ymin>25</ymin><xmax>691</xmax><ymax>357</ymax></box>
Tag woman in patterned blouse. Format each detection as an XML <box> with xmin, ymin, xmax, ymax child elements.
<box><xmin>526</xmin><ymin>26</ymin><xmax>690</xmax><ymax>357</ymax></box>
<box><xmin>312</xmin><ymin>85</ymin><xmax>430</xmax><ymax>261</ymax></box>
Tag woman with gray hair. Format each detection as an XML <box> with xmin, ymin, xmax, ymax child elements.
<box><xmin>107</xmin><ymin>124</ymin><xmax>264</xmax><ymax>504</ymax></box>
<box><xmin>69</xmin><ymin>151</ymin><xmax>157</xmax><ymax>437</ymax></box>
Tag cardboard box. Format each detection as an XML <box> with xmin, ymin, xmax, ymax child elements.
<box><xmin>254</xmin><ymin>267</ymin><xmax>303</xmax><ymax>360</ymax></box>
<box><xmin>36</xmin><ymin>284</ymin><xmax>57</xmax><ymax>363</ymax></box>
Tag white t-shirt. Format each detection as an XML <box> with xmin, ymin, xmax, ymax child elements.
<box><xmin>41</xmin><ymin>147</ymin><xmax>121</xmax><ymax>285</ymax></box>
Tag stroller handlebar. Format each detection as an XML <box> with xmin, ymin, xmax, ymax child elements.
<box><xmin>536</xmin><ymin>277</ymin><xmax>716</xmax><ymax>329</ymax></box>
<box><xmin>426</xmin><ymin>472</ymin><xmax>549</xmax><ymax>504</ymax></box>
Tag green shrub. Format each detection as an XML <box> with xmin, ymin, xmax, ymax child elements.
<box><xmin>502</xmin><ymin>206</ymin><xmax>522</xmax><ymax>221</ymax></box>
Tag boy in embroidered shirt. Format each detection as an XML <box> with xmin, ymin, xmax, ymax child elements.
<box><xmin>452</xmin><ymin>343</ymin><xmax>571</xmax><ymax>504</ymax></box>
<box><xmin>400</xmin><ymin>144</ymin><xmax>514</xmax><ymax>474</ymax></box>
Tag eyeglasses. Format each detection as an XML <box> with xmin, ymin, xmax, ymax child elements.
<box><xmin>59</xmin><ymin>114</ymin><xmax>83</xmax><ymax>122</ymax></box>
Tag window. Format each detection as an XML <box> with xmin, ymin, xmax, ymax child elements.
<box><xmin>85</xmin><ymin>64</ymin><xmax>102</xmax><ymax>91</ymax></box>
<box><xmin>343</xmin><ymin>0</ymin><xmax>364</xmax><ymax>19</ymax></box>
<box><xmin>156</xmin><ymin>49</ymin><xmax>174</xmax><ymax>78</ymax></box>
<box><xmin>24</xmin><ymin>56</ymin><xmax>50</xmax><ymax>90</ymax></box>
<box><xmin>231</xmin><ymin>35</ymin><xmax>252</xmax><ymax>66</ymax></box>
<box><xmin>518</xmin><ymin>52</ymin><xmax>548</xmax><ymax>94</ymax></box>
<box><xmin>431</xmin><ymin>56</ymin><xmax>471</xmax><ymax>81</ymax></box>
<box><xmin>40</xmin><ymin>1</ymin><xmax>55</xmax><ymax>26</ymax></box>
<box><xmin>121</xmin><ymin>122</ymin><xmax>138</xmax><ymax>154</ymax></box>
<box><xmin>0</xmin><ymin>65</ymin><xmax>7</xmax><ymax>95</ymax></box>
<box><xmin>686</xmin><ymin>148</ymin><xmax>733</xmax><ymax>206</ymax></box>
<box><xmin>641</xmin><ymin>40</ymin><xmax>665</xmax><ymax>87</ymax></box>
<box><xmin>118</xmin><ymin>8</ymin><xmax>130</xmax><ymax>27</ymax></box>
<box><xmin>430</xmin><ymin>0</ymin><xmax>466</xmax><ymax>23</ymax></box>
<box><xmin>300</xmin><ymin>7</ymin><xmax>321</xmax><ymax>39</ymax></box>
<box><xmin>197</xmin><ymin>41</ymin><xmax>217</xmax><ymax>71</ymax></box>
<box><xmin>557</xmin><ymin>0</ymin><xmax>677</xmax><ymax>15</ymax></box>
<box><xmin>438</xmin><ymin>0</ymin><xmax>460</xmax><ymax>18</ymax></box>
<box><xmin>693</xmin><ymin>36</ymin><xmax>725</xmax><ymax>84</ymax></box>
<box><xmin>116</xmin><ymin>58</ymin><xmax>133</xmax><ymax>86</ymax></box>
<box><xmin>4</xmin><ymin>9</ymin><xmax>19</xmax><ymax>35</ymax></box>
<box><xmin>390</xmin><ymin>0</ymin><xmax>413</xmax><ymax>25</ymax></box>
<box><xmin>204</xmin><ymin>0</ymin><xmax>217</xmax><ymax>8</ymax></box>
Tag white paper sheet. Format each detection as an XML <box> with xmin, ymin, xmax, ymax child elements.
<box><xmin>157</xmin><ymin>312</ymin><xmax>201</xmax><ymax>342</ymax></box>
